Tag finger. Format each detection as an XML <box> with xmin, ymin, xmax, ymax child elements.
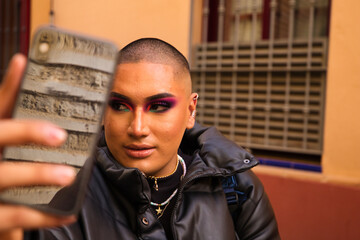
<box><xmin>0</xmin><ymin>54</ymin><xmax>26</xmax><ymax>118</ymax></box>
<box><xmin>0</xmin><ymin>162</ymin><xmax>76</xmax><ymax>190</ymax></box>
<box><xmin>0</xmin><ymin>228</ymin><xmax>22</xmax><ymax>240</ymax></box>
<box><xmin>0</xmin><ymin>120</ymin><xmax>67</xmax><ymax>147</ymax></box>
<box><xmin>0</xmin><ymin>204</ymin><xmax>76</xmax><ymax>231</ymax></box>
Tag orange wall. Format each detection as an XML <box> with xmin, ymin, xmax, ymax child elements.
<box><xmin>31</xmin><ymin>0</ymin><xmax>192</xmax><ymax>59</ymax></box>
<box><xmin>189</xmin><ymin>0</ymin><xmax>203</xmax><ymax>64</ymax></box>
<box><xmin>28</xmin><ymin>2</ymin><xmax>360</xmax><ymax>237</ymax></box>
<box><xmin>322</xmin><ymin>0</ymin><xmax>360</xmax><ymax>179</ymax></box>
<box><xmin>30</xmin><ymin>0</ymin><xmax>360</xmax><ymax>182</ymax></box>
<box><xmin>30</xmin><ymin>0</ymin><xmax>50</xmax><ymax>40</ymax></box>
<box><xmin>256</xmin><ymin>169</ymin><xmax>360</xmax><ymax>240</ymax></box>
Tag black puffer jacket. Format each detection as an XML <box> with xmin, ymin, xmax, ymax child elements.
<box><xmin>30</xmin><ymin>123</ymin><xmax>280</xmax><ymax>240</ymax></box>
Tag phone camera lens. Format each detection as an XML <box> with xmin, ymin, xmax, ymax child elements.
<box><xmin>39</xmin><ymin>42</ymin><xmax>50</xmax><ymax>54</ymax></box>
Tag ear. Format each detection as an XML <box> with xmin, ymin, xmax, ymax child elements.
<box><xmin>186</xmin><ymin>93</ymin><xmax>198</xmax><ymax>129</ymax></box>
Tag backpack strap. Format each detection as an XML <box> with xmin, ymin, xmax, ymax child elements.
<box><xmin>221</xmin><ymin>175</ymin><xmax>248</xmax><ymax>221</ymax></box>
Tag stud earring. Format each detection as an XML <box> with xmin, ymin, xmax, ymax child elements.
<box><xmin>191</xmin><ymin>110</ymin><xmax>196</xmax><ymax>118</ymax></box>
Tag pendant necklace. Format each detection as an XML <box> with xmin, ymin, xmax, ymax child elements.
<box><xmin>148</xmin><ymin>156</ymin><xmax>180</xmax><ymax>191</ymax></box>
<box><xmin>149</xmin><ymin>155</ymin><xmax>186</xmax><ymax>218</ymax></box>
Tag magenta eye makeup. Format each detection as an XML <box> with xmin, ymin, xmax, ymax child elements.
<box><xmin>145</xmin><ymin>98</ymin><xmax>177</xmax><ymax>113</ymax></box>
<box><xmin>108</xmin><ymin>97</ymin><xmax>133</xmax><ymax>112</ymax></box>
<box><xmin>108</xmin><ymin>92</ymin><xmax>177</xmax><ymax>114</ymax></box>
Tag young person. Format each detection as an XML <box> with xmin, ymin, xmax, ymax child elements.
<box><xmin>27</xmin><ymin>38</ymin><xmax>279</xmax><ymax>239</ymax></box>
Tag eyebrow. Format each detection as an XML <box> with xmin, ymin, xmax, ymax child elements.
<box><xmin>110</xmin><ymin>92</ymin><xmax>175</xmax><ymax>102</ymax></box>
<box><xmin>110</xmin><ymin>92</ymin><xmax>131</xmax><ymax>101</ymax></box>
<box><xmin>145</xmin><ymin>93</ymin><xmax>175</xmax><ymax>101</ymax></box>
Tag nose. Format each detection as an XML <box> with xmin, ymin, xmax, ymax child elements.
<box><xmin>127</xmin><ymin>108</ymin><xmax>150</xmax><ymax>138</ymax></box>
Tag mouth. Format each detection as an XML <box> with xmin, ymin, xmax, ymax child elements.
<box><xmin>123</xmin><ymin>144</ymin><xmax>155</xmax><ymax>158</ymax></box>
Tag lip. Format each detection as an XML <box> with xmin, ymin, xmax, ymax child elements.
<box><xmin>123</xmin><ymin>144</ymin><xmax>155</xmax><ymax>158</ymax></box>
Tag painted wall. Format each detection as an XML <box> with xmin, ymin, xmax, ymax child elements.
<box><xmin>255</xmin><ymin>167</ymin><xmax>360</xmax><ymax>240</ymax></box>
<box><xmin>30</xmin><ymin>0</ymin><xmax>50</xmax><ymax>40</ymax></box>
<box><xmin>322</xmin><ymin>0</ymin><xmax>360</xmax><ymax>180</ymax></box>
<box><xmin>30</xmin><ymin>0</ymin><xmax>360</xmax><ymax>181</ymax></box>
<box><xmin>28</xmin><ymin>0</ymin><xmax>360</xmax><ymax>237</ymax></box>
<box><xmin>31</xmin><ymin>0</ymin><xmax>192</xmax><ymax>59</ymax></box>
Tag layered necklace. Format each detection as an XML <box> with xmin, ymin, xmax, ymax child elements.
<box><xmin>147</xmin><ymin>155</ymin><xmax>186</xmax><ymax>218</ymax></box>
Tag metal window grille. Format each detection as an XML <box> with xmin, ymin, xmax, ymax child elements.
<box><xmin>191</xmin><ymin>0</ymin><xmax>329</xmax><ymax>155</ymax></box>
<box><xmin>0</xmin><ymin>0</ymin><xmax>30</xmax><ymax>82</ymax></box>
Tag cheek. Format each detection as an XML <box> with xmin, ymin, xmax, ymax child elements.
<box><xmin>104</xmin><ymin>112</ymin><xmax>114</xmax><ymax>133</ymax></box>
<box><xmin>155</xmin><ymin>109</ymin><xmax>188</xmax><ymax>144</ymax></box>
<box><xmin>104</xmin><ymin>112</ymin><xmax>128</xmax><ymax>137</ymax></box>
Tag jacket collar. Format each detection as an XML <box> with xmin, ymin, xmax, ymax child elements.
<box><xmin>96</xmin><ymin>145</ymin><xmax>150</xmax><ymax>210</ymax></box>
<box><xmin>180</xmin><ymin>124</ymin><xmax>258</xmax><ymax>177</ymax></box>
<box><xmin>95</xmin><ymin>127</ymin><xmax>258</xmax><ymax>207</ymax></box>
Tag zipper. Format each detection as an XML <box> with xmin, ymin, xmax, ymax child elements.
<box><xmin>170</xmin><ymin>172</ymin><xmax>219</xmax><ymax>240</ymax></box>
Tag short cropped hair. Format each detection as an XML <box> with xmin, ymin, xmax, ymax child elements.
<box><xmin>117</xmin><ymin>38</ymin><xmax>190</xmax><ymax>75</ymax></box>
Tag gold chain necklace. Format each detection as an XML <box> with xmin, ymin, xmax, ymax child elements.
<box><xmin>149</xmin><ymin>156</ymin><xmax>186</xmax><ymax>218</ymax></box>
<box><xmin>147</xmin><ymin>156</ymin><xmax>180</xmax><ymax>191</ymax></box>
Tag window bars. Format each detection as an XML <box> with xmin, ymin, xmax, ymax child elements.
<box><xmin>191</xmin><ymin>0</ymin><xmax>329</xmax><ymax>155</ymax></box>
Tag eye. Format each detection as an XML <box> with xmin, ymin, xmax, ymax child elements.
<box><xmin>147</xmin><ymin>101</ymin><xmax>172</xmax><ymax>113</ymax></box>
<box><xmin>108</xmin><ymin>100</ymin><xmax>132</xmax><ymax>112</ymax></box>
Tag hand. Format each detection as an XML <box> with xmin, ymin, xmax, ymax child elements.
<box><xmin>0</xmin><ymin>55</ymin><xmax>76</xmax><ymax>238</ymax></box>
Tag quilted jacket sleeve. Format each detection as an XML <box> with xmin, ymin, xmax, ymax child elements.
<box><xmin>182</xmin><ymin>122</ymin><xmax>280</xmax><ymax>239</ymax></box>
<box><xmin>234</xmin><ymin>171</ymin><xmax>280</xmax><ymax>240</ymax></box>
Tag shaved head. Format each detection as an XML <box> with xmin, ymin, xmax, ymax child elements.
<box><xmin>117</xmin><ymin>38</ymin><xmax>191</xmax><ymax>94</ymax></box>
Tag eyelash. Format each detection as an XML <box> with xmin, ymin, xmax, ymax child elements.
<box><xmin>145</xmin><ymin>100</ymin><xmax>173</xmax><ymax>113</ymax></box>
<box><xmin>108</xmin><ymin>99</ymin><xmax>133</xmax><ymax>112</ymax></box>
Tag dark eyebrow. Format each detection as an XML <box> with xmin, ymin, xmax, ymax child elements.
<box><xmin>145</xmin><ymin>93</ymin><xmax>175</xmax><ymax>101</ymax></box>
<box><xmin>110</xmin><ymin>92</ymin><xmax>130</xmax><ymax>101</ymax></box>
<box><xmin>110</xmin><ymin>92</ymin><xmax>175</xmax><ymax>102</ymax></box>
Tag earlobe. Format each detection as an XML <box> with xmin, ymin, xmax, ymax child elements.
<box><xmin>191</xmin><ymin>110</ymin><xmax>196</xmax><ymax>118</ymax></box>
<box><xmin>186</xmin><ymin>115</ymin><xmax>195</xmax><ymax>129</ymax></box>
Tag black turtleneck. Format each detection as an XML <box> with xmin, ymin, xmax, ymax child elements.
<box><xmin>146</xmin><ymin>152</ymin><xmax>192</xmax><ymax>240</ymax></box>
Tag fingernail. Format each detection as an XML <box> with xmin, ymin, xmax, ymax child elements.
<box><xmin>54</xmin><ymin>166</ymin><xmax>76</xmax><ymax>185</ymax></box>
<box><xmin>48</xmin><ymin>127</ymin><xmax>68</xmax><ymax>143</ymax></box>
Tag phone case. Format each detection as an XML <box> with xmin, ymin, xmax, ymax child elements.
<box><xmin>0</xmin><ymin>25</ymin><xmax>118</xmax><ymax>215</ymax></box>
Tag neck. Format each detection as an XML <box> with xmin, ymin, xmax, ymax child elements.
<box><xmin>145</xmin><ymin>155</ymin><xmax>186</xmax><ymax>192</ymax></box>
<box><xmin>144</xmin><ymin>155</ymin><xmax>180</xmax><ymax>178</ymax></box>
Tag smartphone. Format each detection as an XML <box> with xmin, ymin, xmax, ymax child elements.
<box><xmin>0</xmin><ymin>26</ymin><xmax>118</xmax><ymax>215</ymax></box>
